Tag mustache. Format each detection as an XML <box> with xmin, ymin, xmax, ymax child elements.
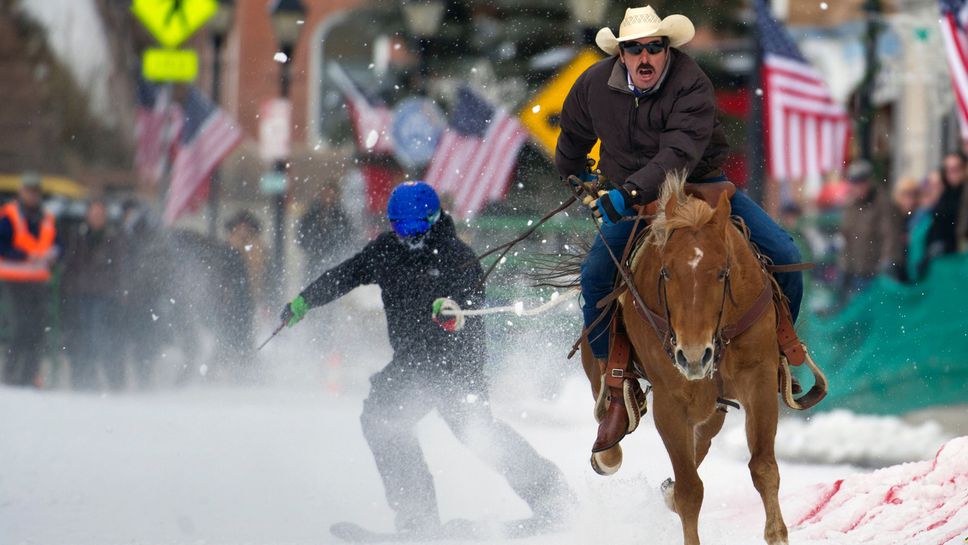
<box><xmin>635</xmin><ymin>63</ymin><xmax>655</xmax><ymax>72</ymax></box>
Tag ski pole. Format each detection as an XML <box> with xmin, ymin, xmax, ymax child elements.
<box><xmin>257</xmin><ymin>320</ymin><xmax>286</xmax><ymax>351</ymax></box>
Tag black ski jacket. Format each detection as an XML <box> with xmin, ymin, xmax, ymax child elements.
<box><xmin>300</xmin><ymin>214</ymin><xmax>485</xmax><ymax>375</ymax></box>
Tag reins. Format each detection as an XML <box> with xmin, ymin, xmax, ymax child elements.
<box><xmin>475</xmin><ymin>196</ymin><xmax>578</xmax><ymax>285</ymax></box>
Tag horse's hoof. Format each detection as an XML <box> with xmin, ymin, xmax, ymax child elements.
<box><xmin>660</xmin><ymin>478</ymin><xmax>676</xmax><ymax>512</ymax></box>
<box><xmin>590</xmin><ymin>449</ymin><xmax>622</xmax><ymax>476</ymax></box>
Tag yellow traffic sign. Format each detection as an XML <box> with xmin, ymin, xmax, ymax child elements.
<box><xmin>518</xmin><ymin>49</ymin><xmax>603</xmax><ymax>163</ymax></box>
<box><xmin>131</xmin><ymin>0</ymin><xmax>218</xmax><ymax>48</ymax></box>
<box><xmin>142</xmin><ymin>48</ymin><xmax>198</xmax><ymax>82</ymax></box>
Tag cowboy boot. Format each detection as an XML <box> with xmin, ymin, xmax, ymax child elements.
<box><xmin>593</xmin><ymin>373</ymin><xmax>628</xmax><ymax>452</ymax></box>
<box><xmin>591</xmin><ymin>332</ymin><xmax>642</xmax><ymax>453</ymax></box>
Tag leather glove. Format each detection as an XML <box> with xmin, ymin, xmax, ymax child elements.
<box><xmin>588</xmin><ymin>186</ymin><xmax>637</xmax><ymax>225</ymax></box>
<box><xmin>280</xmin><ymin>295</ymin><xmax>308</xmax><ymax>328</ymax></box>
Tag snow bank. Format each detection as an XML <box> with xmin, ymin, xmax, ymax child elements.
<box><xmin>722</xmin><ymin>409</ymin><xmax>953</xmax><ymax>467</ymax></box>
<box><xmin>784</xmin><ymin>436</ymin><xmax>968</xmax><ymax>545</ymax></box>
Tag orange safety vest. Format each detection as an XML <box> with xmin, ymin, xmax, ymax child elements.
<box><xmin>0</xmin><ymin>201</ymin><xmax>56</xmax><ymax>282</ymax></box>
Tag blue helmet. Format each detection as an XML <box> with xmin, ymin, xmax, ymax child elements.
<box><xmin>387</xmin><ymin>181</ymin><xmax>441</xmax><ymax>237</ymax></box>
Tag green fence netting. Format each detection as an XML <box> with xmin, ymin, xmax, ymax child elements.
<box><xmin>799</xmin><ymin>253</ymin><xmax>968</xmax><ymax>415</ymax></box>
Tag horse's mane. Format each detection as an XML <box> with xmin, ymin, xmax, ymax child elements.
<box><xmin>645</xmin><ymin>171</ymin><xmax>717</xmax><ymax>248</ymax></box>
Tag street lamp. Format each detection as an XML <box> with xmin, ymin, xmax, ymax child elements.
<box><xmin>267</xmin><ymin>0</ymin><xmax>306</xmax><ymax>298</ymax></box>
<box><xmin>400</xmin><ymin>0</ymin><xmax>445</xmax><ymax>89</ymax></box>
<box><xmin>207</xmin><ymin>0</ymin><xmax>235</xmax><ymax>237</ymax></box>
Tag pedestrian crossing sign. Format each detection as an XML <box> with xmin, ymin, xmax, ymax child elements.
<box><xmin>131</xmin><ymin>0</ymin><xmax>218</xmax><ymax>48</ymax></box>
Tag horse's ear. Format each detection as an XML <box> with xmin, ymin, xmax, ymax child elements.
<box><xmin>712</xmin><ymin>190</ymin><xmax>731</xmax><ymax>228</ymax></box>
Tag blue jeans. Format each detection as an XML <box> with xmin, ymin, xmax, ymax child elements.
<box><xmin>581</xmin><ymin>190</ymin><xmax>803</xmax><ymax>359</ymax></box>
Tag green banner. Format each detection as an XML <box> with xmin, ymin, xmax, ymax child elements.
<box><xmin>800</xmin><ymin>253</ymin><xmax>968</xmax><ymax>415</ymax></box>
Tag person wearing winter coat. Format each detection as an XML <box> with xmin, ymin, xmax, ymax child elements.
<box><xmin>280</xmin><ymin>182</ymin><xmax>571</xmax><ymax>537</ymax></box>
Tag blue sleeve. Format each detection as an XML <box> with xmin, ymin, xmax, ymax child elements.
<box><xmin>0</xmin><ymin>217</ymin><xmax>17</xmax><ymax>259</ymax></box>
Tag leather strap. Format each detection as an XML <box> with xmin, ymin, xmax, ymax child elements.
<box><xmin>605</xmin><ymin>324</ymin><xmax>632</xmax><ymax>390</ymax></box>
<box><xmin>767</xmin><ymin>262</ymin><xmax>815</xmax><ymax>273</ymax></box>
<box><xmin>776</xmin><ymin>300</ymin><xmax>805</xmax><ymax>366</ymax></box>
<box><xmin>595</xmin><ymin>284</ymin><xmax>627</xmax><ymax>310</ymax></box>
<box><xmin>720</xmin><ymin>281</ymin><xmax>774</xmax><ymax>342</ymax></box>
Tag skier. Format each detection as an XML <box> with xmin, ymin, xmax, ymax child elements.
<box><xmin>280</xmin><ymin>181</ymin><xmax>573</xmax><ymax>539</ymax></box>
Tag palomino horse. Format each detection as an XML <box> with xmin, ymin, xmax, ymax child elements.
<box><xmin>581</xmin><ymin>173</ymin><xmax>789</xmax><ymax>545</ymax></box>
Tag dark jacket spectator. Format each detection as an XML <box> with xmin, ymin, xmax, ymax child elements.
<box><xmin>60</xmin><ymin>200</ymin><xmax>125</xmax><ymax>389</ymax></box>
<box><xmin>840</xmin><ymin>160</ymin><xmax>892</xmax><ymax>293</ymax></box>
<box><xmin>883</xmin><ymin>178</ymin><xmax>920</xmax><ymax>283</ymax></box>
<box><xmin>225</xmin><ymin>210</ymin><xmax>267</xmax><ymax>311</ymax></box>
<box><xmin>297</xmin><ymin>185</ymin><xmax>348</xmax><ymax>279</ymax></box>
<box><xmin>61</xmin><ymin>204</ymin><xmax>123</xmax><ymax>300</ymax></box>
<box><xmin>925</xmin><ymin>152</ymin><xmax>967</xmax><ymax>256</ymax></box>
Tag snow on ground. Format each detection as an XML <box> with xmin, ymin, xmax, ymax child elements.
<box><xmin>2</xmin><ymin>369</ymin><xmax>966</xmax><ymax>545</ymax></box>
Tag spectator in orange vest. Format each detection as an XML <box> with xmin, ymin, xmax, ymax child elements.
<box><xmin>0</xmin><ymin>172</ymin><xmax>59</xmax><ymax>387</ymax></box>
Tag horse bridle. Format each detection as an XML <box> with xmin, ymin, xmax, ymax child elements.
<box><xmin>631</xmin><ymin>227</ymin><xmax>774</xmax><ymax>375</ymax></box>
<box><xmin>652</xmin><ymin>228</ymin><xmax>735</xmax><ymax>373</ymax></box>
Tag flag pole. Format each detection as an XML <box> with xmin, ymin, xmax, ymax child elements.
<box><xmin>747</xmin><ymin>3</ymin><xmax>766</xmax><ymax>206</ymax></box>
<box><xmin>858</xmin><ymin>0</ymin><xmax>883</xmax><ymax>169</ymax></box>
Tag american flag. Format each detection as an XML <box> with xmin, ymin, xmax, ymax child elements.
<box><xmin>424</xmin><ymin>87</ymin><xmax>528</xmax><ymax>218</ymax></box>
<box><xmin>162</xmin><ymin>87</ymin><xmax>243</xmax><ymax>225</ymax></box>
<box><xmin>327</xmin><ymin>63</ymin><xmax>394</xmax><ymax>154</ymax></box>
<box><xmin>940</xmin><ymin>0</ymin><xmax>968</xmax><ymax>140</ymax></box>
<box><xmin>756</xmin><ymin>0</ymin><xmax>850</xmax><ymax>181</ymax></box>
<box><xmin>134</xmin><ymin>80</ymin><xmax>183</xmax><ymax>186</ymax></box>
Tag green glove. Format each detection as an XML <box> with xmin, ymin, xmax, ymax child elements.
<box><xmin>281</xmin><ymin>295</ymin><xmax>309</xmax><ymax>327</ymax></box>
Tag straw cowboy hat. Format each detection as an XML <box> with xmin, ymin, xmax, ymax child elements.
<box><xmin>596</xmin><ymin>6</ymin><xmax>695</xmax><ymax>56</ymax></box>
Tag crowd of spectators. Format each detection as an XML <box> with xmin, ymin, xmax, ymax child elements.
<box><xmin>0</xmin><ymin>175</ymin><xmax>348</xmax><ymax>391</ymax></box>
<box><xmin>788</xmin><ymin>152</ymin><xmax>968</xmax><ymax>313</ymax></box>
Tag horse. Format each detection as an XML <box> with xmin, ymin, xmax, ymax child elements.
<box><xmin>580</xmin><ymin>173</ymin><xmax>789</xmax><ymax>545</ymax></box>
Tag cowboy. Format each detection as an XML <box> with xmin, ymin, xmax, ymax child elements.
<box><xmin>0</xmin><ymin>172</ymin><xmax>59</xmax><ymax>387</ymax></box>
<box><xmin>280</xmin><ymin>182</ymin><xmax>572</xmax><ymax>538</ymax></box>
<box><xmin>556</xmin><ymin>6</ymin><xmax>805</xmax><ymax>453</ymax></box>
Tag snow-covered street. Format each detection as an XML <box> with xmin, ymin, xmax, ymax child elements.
<box><xmin>2</xmin><ymin>369</ymin><xmax>964</xmax><ymax>545</ymax></box>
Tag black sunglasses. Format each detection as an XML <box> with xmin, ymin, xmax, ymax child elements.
<box><xmin>620</xmin><ymin>39</ymin><xmax>667</xmax><ymax>55</ymax></box>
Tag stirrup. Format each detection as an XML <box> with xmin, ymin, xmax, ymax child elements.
<box><xmin>593</xmin><ymin>374</ymin><xmax>648</xmax><ymax>432</ymax></box>
<box><xmin>780</xmin><ymin>344</ymin><xmax>828</xmax><ymax>410</ymax></box>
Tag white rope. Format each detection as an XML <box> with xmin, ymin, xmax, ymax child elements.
<box><xmin>434</xmin><ymin>288</ymin><xmax>580</xmax><ymax>328</ymax></box>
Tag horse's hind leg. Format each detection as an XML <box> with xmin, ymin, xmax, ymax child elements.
<box><xmin>742</xmin><ymin>377</ymin><xmax>789</xmax><ymax>545</ymax></box>
<box><xmin>653</xmin><ymin>393</ymin><xmax>703</xmax><ymax>545</ymax></box>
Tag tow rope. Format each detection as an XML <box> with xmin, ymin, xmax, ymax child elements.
<box><xmin>432</xmin><ymin>288</ymin><xmax>579</xmax><ymax>330</ymax></box>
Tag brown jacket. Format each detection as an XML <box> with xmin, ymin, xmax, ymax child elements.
<box><xmin>840</xmin><ymin>186</ymin><xmax>893</xmax><ymax>277</ymax></box>
<box><xmin>555</xmin><ymin>50</ymin><xmax>730</xmax><ymax>203</ymax></box>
